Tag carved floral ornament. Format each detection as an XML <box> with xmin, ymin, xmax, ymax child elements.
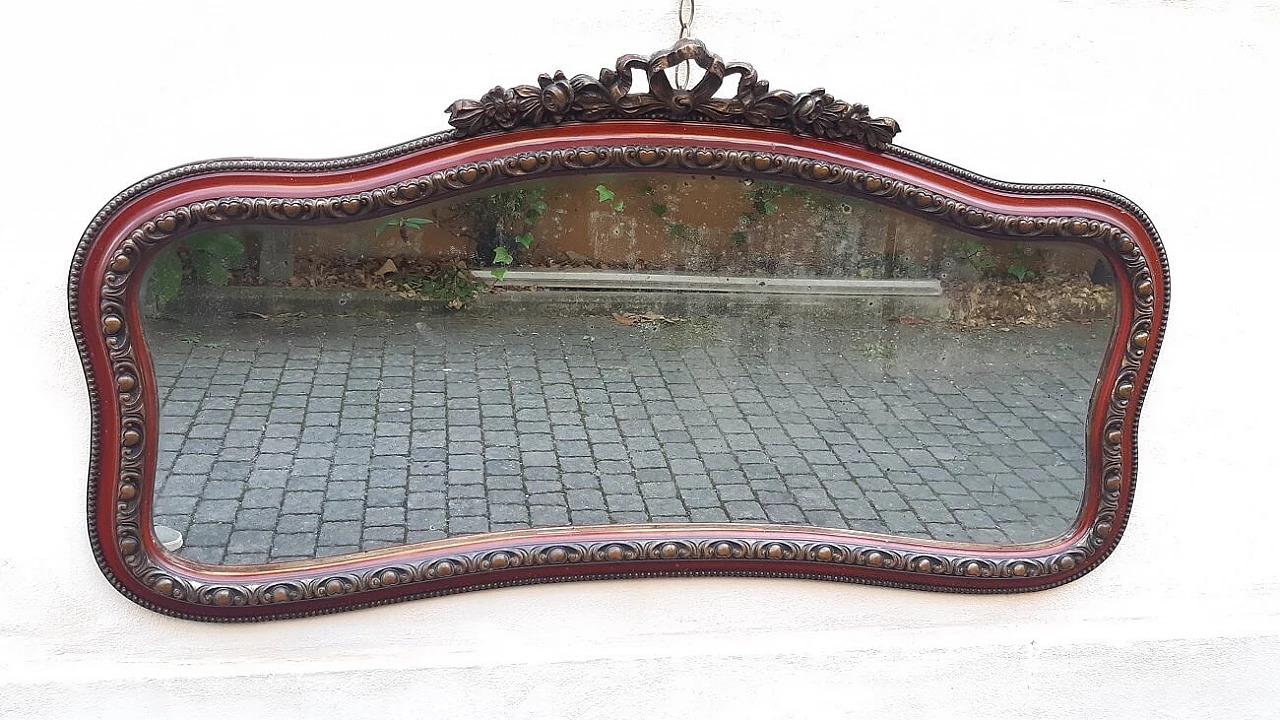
<box><xmin>68</xmin><ymin>41</ymin><xmax>1168</xmax><ymax>620</ymax></box>
<box><xmin>446</xmin><ymin>39</ymin><xmax>902</xmax><ymax>149</ymax></box>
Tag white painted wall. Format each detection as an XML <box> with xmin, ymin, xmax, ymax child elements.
<box><xmin>3</xmin><ymin>1</ymin><xmax>1278</xmax><ymax>716</ymax></box>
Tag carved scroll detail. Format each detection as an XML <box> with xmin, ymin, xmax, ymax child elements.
<box><xmin>446</xmin><ymin>39</ymin><xmax>901</xmax><ymax>149</ymax></box>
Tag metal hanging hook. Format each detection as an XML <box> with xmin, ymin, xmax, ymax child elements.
<box><xmin>676</xmin><ymin>0</ymin><xmax>696</xmax><ymax>90</ymax></box>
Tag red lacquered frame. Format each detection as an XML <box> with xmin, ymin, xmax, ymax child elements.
<box><xmin>69</xmin><ymin>47</ymin><xmax>1167</xmax><ymax>621</ymax></box>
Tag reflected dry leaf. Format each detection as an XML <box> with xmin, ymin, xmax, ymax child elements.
<box><xmin>949</xmin><ymin>274</ymin><xmax>1114</xmax><ymax>327</ymax></box>
<box><xmin>613</xmin><ymin>311</ymin><xmax>684</xmax><ymax>328</ymax></box>
<box><xmin>231</xmin><ymin>311</ymin><xmax>307</xmax><ymax>320</ymax></box>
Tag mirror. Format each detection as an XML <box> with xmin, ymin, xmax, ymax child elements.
<box><xmin>71</xmin><ymin>39</ymin><xmax>1167</xmax><ymax>619</ymax></box>
<box><xmin>143</xmin><ymin>174</ymin><xmax>1116</xmax><ymax>565</ymax></box>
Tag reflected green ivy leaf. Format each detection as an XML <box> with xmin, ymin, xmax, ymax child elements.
<box><xmin>183</xmin><ymin>232</ymin><xmax>244</xmax><ymax>265</ymax></box>
<box><xmin>149</xmin><ymin>247</ymin><xmax>183</xmax><ymax>307</ymax></box>
<box><xmin>190</xmin><ymin>253</ymin><xmax>231</xmax><ymax>286</ymax></box>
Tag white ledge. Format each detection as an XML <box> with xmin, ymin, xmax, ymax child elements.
<box><xmin>484</xmin><ymin>269</ymin><xmax>942</xmax><ymax>296</ymax></box>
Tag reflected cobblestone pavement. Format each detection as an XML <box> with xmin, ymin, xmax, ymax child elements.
<box><xmin>148</xmin><ymin>298</ymin><xmax>1108</xmax><ymax>564</ymax></box>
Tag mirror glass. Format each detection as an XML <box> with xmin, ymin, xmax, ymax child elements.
<box><xmin>141</xmin><ymin>172</ymin><xmax>1116</xmax><ymax>565</ymax></box>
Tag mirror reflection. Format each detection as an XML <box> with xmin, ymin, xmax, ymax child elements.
<box><xmin>141</xmin><ymin>173</ymin><xmax>1116</xmax><ymax>564</ymax></box>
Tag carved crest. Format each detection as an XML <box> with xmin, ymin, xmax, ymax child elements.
<box><xmin>446</xmin><ymin>39</ymin><xmax>901</xmax><ymax>149</ymax></box>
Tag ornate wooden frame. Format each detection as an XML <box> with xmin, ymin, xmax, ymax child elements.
<box><xmin>69</xmin><ymin>40</ymin><xmax>1168</xmax><ymax>621</ymax></box>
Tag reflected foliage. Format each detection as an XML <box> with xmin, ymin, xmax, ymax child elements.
<box><xmin>147</xmin><ymin>232</ymin><xmax>245</xmax><ymax>307</ymax></box>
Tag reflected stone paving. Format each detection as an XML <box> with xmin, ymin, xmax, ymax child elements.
<box><xmin>148</xmin><ymin>298</ymin><xmax>1107</xmax><ymax>564</ymax></box>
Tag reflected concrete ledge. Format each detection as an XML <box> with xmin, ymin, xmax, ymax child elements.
<box><xmin>174</xmin><ymin>274</ymin><xmax>950</xmax><ymax>322</ymax></box>
<box><xmin>486</xmin><ymin>270</ymin><xmax>942</xmax><ymax>297</ymax></box>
